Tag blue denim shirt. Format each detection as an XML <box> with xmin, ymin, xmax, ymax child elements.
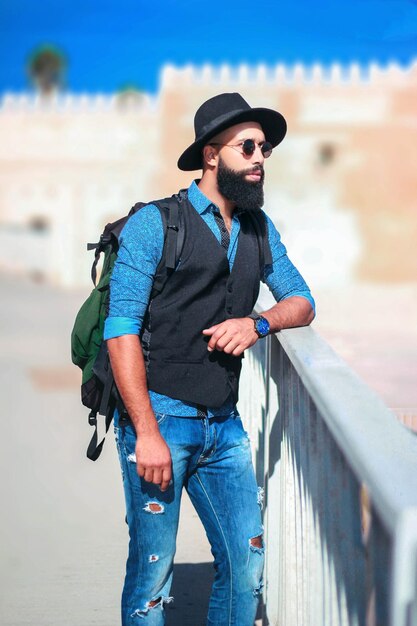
<box><xmin>104</xmin><ymin>180</ymin><xmax>315</xmax><ymax>417</ymax></box>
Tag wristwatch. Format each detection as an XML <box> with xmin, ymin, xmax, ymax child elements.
<box><xmin>249</xmin><ymin>314</ymin><xmax>270</xmax><ymax>338</ymax></box>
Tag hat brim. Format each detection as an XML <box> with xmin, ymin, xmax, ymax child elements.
<box><xmin>177</xmin><ymin>107</ymin><xmax>287</xmax><ymax>171</ymax></box>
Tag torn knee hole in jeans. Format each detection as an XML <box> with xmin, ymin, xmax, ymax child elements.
<box><xmin>253</xmin><ymin>578</ymin><xmax>264</xmax><ymax>596</ymax></box>
<box><xmin>148</xmin><ymin>554</ymin><xmax>159</xmax><ymax>563</ymax></box>
<box><xmin>143</xmin><ymin>502</ymin><xmax>164</xmax><ymax>514</ymax></box>
<box><xmin>130</xmin><ymin>596</ymin><xmax>174</xmax><ymax>618</ymax></box>
<box><xmin>249</xmin><ymin>533</ymin><xmax>264</xmax><ymax>553</ymax></box>
<box><xmin>257</xmin><ymin>486</ymin><xmax>264</xmax><ymax>510</ymax></box>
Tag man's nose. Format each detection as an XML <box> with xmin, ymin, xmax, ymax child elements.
<box><xmin>252</xmin><ymin>143</ymin><xmax>265</xmax><ymax>164</ymax></box>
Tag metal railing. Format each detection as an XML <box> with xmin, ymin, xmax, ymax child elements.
<box><xmin>239</xmin><ymin>291</ymin><xmax>417</xmax><ymax>626</ymax></box>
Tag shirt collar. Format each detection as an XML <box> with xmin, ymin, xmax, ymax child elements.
<box><xmin>187</xmin><ymin>179</ymin><xmax>219</xmax><ymax>214</ymax></box>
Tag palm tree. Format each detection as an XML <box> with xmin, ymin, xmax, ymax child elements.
<box><xmin>27</xmin><ymin>45</ymin><xmax>67</xmax><ymax>94</ymax></box>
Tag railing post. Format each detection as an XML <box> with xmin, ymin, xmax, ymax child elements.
<box><xmin>262</xmin><ymin>334</ymin><xmax>271</xmax><ymax>625</ymax></box>
<box><xmin>262</xmin><ymin>333</ymin><xmax>286</xmax><ymax>626</ymax></box>
<box><xmin>390</xmin><ymin>508</ymin><xmax>417</xmax><ymax>626</ymax></box>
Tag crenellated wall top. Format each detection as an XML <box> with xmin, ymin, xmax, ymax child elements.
<box><xmin>161</xmin><ymin>59</ymin><xmax>417</xmax><ymax>88</ymax></box>
<box><xmin>0</xmin><ymin>91</ymin><xmax>158</xmax><ymax>112</ymax></box>
<box><xmin>1</xmin><ymin>59</ymin><xmax>416</xmax><ymax>113</ymax></box>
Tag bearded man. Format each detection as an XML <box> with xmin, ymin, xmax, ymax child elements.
<box><xmin>104</xmin><ymin>92</ymin><xmax>315</xmax><ymax>625</ymax></box>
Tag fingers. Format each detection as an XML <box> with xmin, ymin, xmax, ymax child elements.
<box><xmin>206</xmin><ymin>326</ymin><xmax>242</xmax><ymax>353</ymax></box>
<box><xmin>151</xmin><ymin>468</ymin><xmax>172</xmax><ymax>492</ymax></box>
<box><xmin>204</xmin><ymin>324</ymin><xmax>228</xmax><ymax>352</ymax></box>
<box><xmin>202</xmin><ymin>324</ymin><xmax>219</xmax><ymax>336</ymax></box>
<box><xmin>135</xmin><ymin>430</ymin><xmax>172</xmax><ymax>490</ymax></box>
<box><xmin>202</xmin><ymin>325</ymin><xmax>222</xmax><ymax>351</ymax></box>
<box><xmin>144</xmin><ymin>467</ymin><xmax>154</xmax><ymax>483</ymax></box>
<box><xmin>218</xmin><ymin>335</ymin><xmax>242</xmax><ymax>355</ymax></box>
<box><xmin>152</xmin><ymin>468</ymin><xmax>162</xmax><ymax>485</ymax></box>
<box><xmin>136</xmin><ymin>459</ymin><xmax>172</xmax><ymax>490</ymax></box>
<box><xmin>160</xmin><ymin>467</ymin><xmax>172</xmax><ymax>492</ymax></box>
<box><xmin>203</xmin><ymin>318</ymin><xmax>257</xmax><ymax>353</ymax></box>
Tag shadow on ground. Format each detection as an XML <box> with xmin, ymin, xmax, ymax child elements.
<box><xmin>166</xmin><ymin>562</ymin><xmax>264</xmax><ymax>625</ymax></box>
<box><xmin>166</xmin><ymin>563</ymin><xmax>213</xmax><ymax>626</ymax></box>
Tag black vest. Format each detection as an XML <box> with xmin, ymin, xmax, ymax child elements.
<box><xmin>141</xmin><ymin>193</ymin><xmax>263</xmax><ymax>407</ymax></box>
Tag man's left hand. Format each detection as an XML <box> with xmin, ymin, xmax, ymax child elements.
<box><xmin>202</xmin><ymin>317</ymin><xmax>258</xmax><ymax>356</ymax></box>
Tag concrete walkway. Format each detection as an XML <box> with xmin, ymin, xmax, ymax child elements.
<box><xmin>0</xmin><ymin>275</ymin><xmax>265</xmax><ymax>626</ymax></box>
<box><xmin>2</xmin><ymin>274</ymin><xmax>415</xmax><ymax>625</ymax></box>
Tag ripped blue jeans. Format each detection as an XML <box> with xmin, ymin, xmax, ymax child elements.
<box><xmin>114</xmin><ymin>409</ymin><xmax>265</xmax><ymax>626</ymax></box>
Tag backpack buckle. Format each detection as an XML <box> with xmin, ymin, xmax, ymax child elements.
<box><xmin>88</xmin><ymin>410</ymin><xmax>97</xmax><ymax>426</ymax></box>
<box><xmin>88</xmin><ymin>233</ymin><xmax>111</xmax><ymax>252</ymax></box>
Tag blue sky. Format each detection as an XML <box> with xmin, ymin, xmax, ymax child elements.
<box><xmin>1</xmin><ymin>0</ymin><xmax>417</xmax><ymax>94</ymax></box>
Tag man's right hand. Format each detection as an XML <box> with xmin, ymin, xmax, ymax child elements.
<box><xmin>135</xmin><ymin>430</ymin><xmax>172</xmax><ymax>492</ymax></box>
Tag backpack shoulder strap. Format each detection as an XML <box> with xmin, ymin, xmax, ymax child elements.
<box><xmin>123</xmin><ymin>192</ymin><xmax>186</xmax><ymax>273</ymax></box>
<box><xmin>150</xmin><ymin>189</ymin><xmax>186</xmax><ymax>298</ymax></box>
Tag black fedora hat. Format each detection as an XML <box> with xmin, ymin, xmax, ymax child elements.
<box><xmin>177</xmin><ymin>92</ymin><xmax>287</xmax><ymax>171</ymax></box>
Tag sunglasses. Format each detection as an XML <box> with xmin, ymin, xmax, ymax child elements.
<box><xmin>209</xmin><ymin>138</ymin><xmax>273</xmax><ymax>159</ymax></box>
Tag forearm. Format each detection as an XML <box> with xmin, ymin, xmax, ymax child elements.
<box><xmin>107</xmin><ymin>334</ymin><xmax>157</xmax><ymax>435</ymax></box>
<box><xmin>202</xmin><ymin>296</ymin><xmax>315</xmax><ymax>356</ymax></box>
<box><xmin>261</xmin><ymin>295</ymin><xmax>315</xmax><ymax>334</ymax></box>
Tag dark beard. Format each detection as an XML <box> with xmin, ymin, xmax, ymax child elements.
<box><xmin>216</xmin><ymin>156</ymin><xmax>265</xmax><ymax>211</ymax></box>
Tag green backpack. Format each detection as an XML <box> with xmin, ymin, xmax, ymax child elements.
<box><xmin>71</xmin><ymin>191</ymin><xmax>186</xmax><ymax>460</ymax></box>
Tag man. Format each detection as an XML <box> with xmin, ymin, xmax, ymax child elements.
<box><xmin>104</xmin><ymin>92</ymin><xmax>315</xmax><ymax>625</ymax></box>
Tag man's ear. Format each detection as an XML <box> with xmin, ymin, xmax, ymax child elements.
<box><xmin>202</xmin><ymin>144</ymin><xmax>218</xmax><ymax>168</ymax></box>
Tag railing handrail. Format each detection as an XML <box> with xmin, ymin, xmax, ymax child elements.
<box><xmin>256</xmin><ymin>287</ymin><xmax>417</xmax><ymax>537</ymax></box>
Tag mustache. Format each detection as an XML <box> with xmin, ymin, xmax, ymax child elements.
<box><xmin>242</xmin><ymin>165</ymin><xmax>264</xmax><ymax>177</ymax></box>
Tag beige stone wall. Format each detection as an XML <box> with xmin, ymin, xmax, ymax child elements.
<box><xmin>0</xmin><ymin>93</ymin><xmax>160</xmax><ymax>286</ymax></box>
<box><xmin>158</xmin><ymin>62</ymin><xmax>417</xmax><ymax>285</ymax></box>
<box><xmin>0</xmin><ymin>61</ymin><xmax>416</xmax><ymax>287</ymax></box>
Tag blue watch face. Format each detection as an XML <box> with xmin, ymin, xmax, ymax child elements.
<box><xmin>256</xmin><ymin>317</ymin><xmax>270</xmax><ymax>336</ymax></box>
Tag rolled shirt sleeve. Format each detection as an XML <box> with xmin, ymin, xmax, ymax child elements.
<box><xmin>262</xmin><ymin>212</ymin><xmax>316</xmax><ymax>314</ymax></box>
<box><xmin>103</xmin><ymin>204</ymin><xmax>164</xmax><ymax>340</ymax></box>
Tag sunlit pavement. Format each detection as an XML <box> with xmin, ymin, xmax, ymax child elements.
<box><xmin>0</xmin><ymin>275</ymin><xmax>217</xmax><ymax>626</ymax></box>
<box><xmin>1</xmin><ymin>274</ymin><xmax>415</xmax><ymax>625</ymax></box>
